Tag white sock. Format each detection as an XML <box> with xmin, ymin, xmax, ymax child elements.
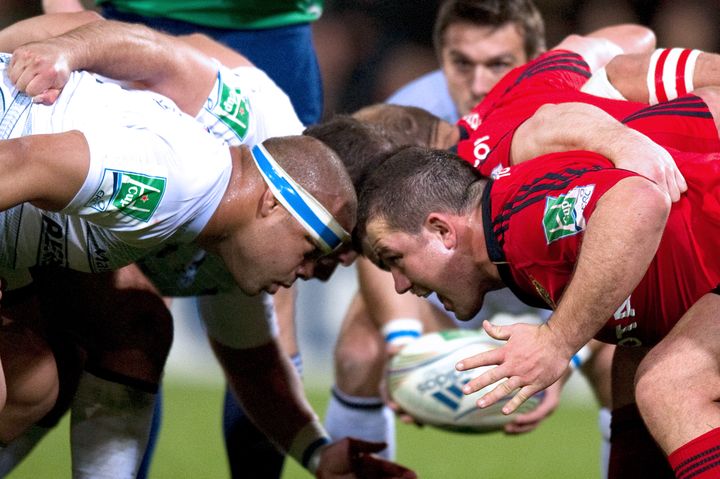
<box><xmin>598</xmin><ymin>407</ymin><xmax>611</xmax><ymax>479</ymax></box>
<box><xmin>0</xmin><ymin>424</ymin><xmax>51</xmax><ymax>476</ymax></box>
<box><xmin>324</xmin><ymin>386</ymin><xmax>395</xmax><ymax>460</ymax></box>
<box><xmin>71</xmin><ymin>371</ymin><xmax>156</xmax><ymax>479</ymax></box>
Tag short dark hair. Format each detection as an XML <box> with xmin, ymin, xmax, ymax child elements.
<box><xmin>355</xmin><ymin>146</ymin><xmax>486</xmax><ymax>251</ymax></box>
<box><xmin>433</xmin><ymin>0</ymin><xmax>546</xmax><ymax>60</ymax></box>
<box><xmin>304</xmin><ymin>115</ymin><xmax>402</xmax><ymax>192</ymax></box>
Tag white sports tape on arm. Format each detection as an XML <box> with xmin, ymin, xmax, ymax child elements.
<box><xmin>581</xmin><ymin>67</ymin><xmax>628</xmax><ymax>100</ymax></box>
<box><xmin>381</xmin><ymin>318</ymin><xmax>423</xmax><ymax>347</ymax></box>
<box><xmin>287</xmin><ymin>419</ymin><xmax>332</xmax><ymax>474</ymax></box>
<box><xmin>647</xmin><ymin>48</ymin><xmax>701</xmax><ymax>104</ymax></box>
<box><xmin>569</xmin><ymin>344</ymin><xmax>593</xmax><ymax>370</ymax></box>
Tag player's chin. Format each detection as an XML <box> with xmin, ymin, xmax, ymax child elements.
<box><xmin>262</xmin><ymin>282</ymin><xmax>282</xmax><ymax>295</ymax></box>
<box><xmin>452</xmin><ymin>301</ymin><xmax>482</xmax><ymax>321</ymax></box>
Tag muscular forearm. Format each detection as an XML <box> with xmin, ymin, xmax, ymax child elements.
<box><xmin>512</xmin><ymin>102</ymin><xmax>685</xmax><ymax>200</ymax></box>
<box><xmin>546</xmin><ymin>176</ymin><xmax>669</xmax><ymax>357</ymax></box>
<box><xmin>10</xmin><ymin>19</ymin><xmax>215</xmax><ymax>114</ymax></box>
<box><xmin>0</xmin><ymin>12</ymin><xmax>102</xmax><ymax>52</ymax></box>
<box><xmin>512</xmin><ymin>103</ymin><xmax>659</xmax><ymax>163</ymax></box>
<box><xmin>210</xmin><ymin>339</ymin><xmax>321</xmax><ymax>452</ymax></box>
<box><xmin>65</xmin><ymin>21</ymin><xmax>214</xmax><ymax>108</ymax></box>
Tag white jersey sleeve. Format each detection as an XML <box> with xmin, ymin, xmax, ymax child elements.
<box><xmin>139</xmin><ymin>65</ymin><xmax>304</xmax><ymax>297</ymax></box>
<box><xmin>0</xmin><ymin>60</ymin><xmax>233</xmax><ymax>278</ymax></box>
<box><xmin>196</xmin><ymin>64</ymin><xmax>304</xmax><ymax>147</ymax></box>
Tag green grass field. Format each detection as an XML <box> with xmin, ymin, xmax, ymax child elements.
<box><xmin>8</xmin><ymin>380</ymin><xmax>601</xmax><ymax>478</ymax></box>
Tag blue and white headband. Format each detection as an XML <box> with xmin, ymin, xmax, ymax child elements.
<box><xmin>251</xmin><ymin>144</ymin><xmax>350</xmax><ymax>253</ymax></box>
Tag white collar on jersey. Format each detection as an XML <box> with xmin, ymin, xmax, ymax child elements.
<box><xmin>250</xmin><ymin>144</ymin><xmax>350</xmax><ymax>253</ymax></box>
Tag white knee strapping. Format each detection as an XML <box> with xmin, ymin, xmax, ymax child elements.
<box><xmin>647</xmin><ymin>48</ymin><xmax>701</xmax><ymax>104</ymax></box>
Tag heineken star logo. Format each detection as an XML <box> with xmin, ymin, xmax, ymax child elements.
<box><xmin>542</xmin><ymin>185</ymin><xmax>595</xmax><ymax>243</ymax></box>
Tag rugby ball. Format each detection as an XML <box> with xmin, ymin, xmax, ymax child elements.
<box><xmin>387</xmin><ymin>329</ymin><xmax>544</xmax><ymax>433</ymax></box>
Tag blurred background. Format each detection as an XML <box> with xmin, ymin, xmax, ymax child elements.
<box><xmin>0</xmin><ymin>1</ymin><xmax>718</xmax><ymax>477</ymax></box>
<box><xmin>1</xmin><ymin>0</ymin><xmax>714</xmax><ymax>386</ymax></box>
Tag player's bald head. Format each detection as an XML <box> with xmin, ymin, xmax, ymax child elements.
<box><xmin>262</xmin><ymin>135</ymin><xmax>357</xmax><ymax>234</ymax></box>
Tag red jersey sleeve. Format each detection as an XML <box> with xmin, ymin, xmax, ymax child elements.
<box><xmin>483</xmin><ymin>150</ymin><xmax>720</xmax><ymax>346</ymax></box>
<box><xmin>457</xmin><ymin>51</ymin><xmax>594</xmax><ymax>177</ymax></box>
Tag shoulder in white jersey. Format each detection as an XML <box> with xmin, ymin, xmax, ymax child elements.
<box><xmin>139</xmin><ymin>64</ymin><xmax>305</xmax><ymax>297</ymax></box>
<box><xmin>196</xmin><ymin>64</ymin><xmax>304</xmax><ymax>146</ymax></box>
<box><xmin>0</xmin><ymin>55</ymin><xmax>232</xmax><ymax>286</ymax></box>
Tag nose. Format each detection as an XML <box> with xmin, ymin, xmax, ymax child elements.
<box><xmin>390</xmin><ymin>267</ymin><xmax>412</xmax><ymax>294</ymax></box>
<box><xmin>470</xmin><ymin>66</ymin><xmax>493</xmax><ymax>98</ymax></box>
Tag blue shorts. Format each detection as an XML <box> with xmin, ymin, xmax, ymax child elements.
<box><xmin>102</xmin><ymin>5</ymin><xmax>323</xmax><ymax>125</ymax></box>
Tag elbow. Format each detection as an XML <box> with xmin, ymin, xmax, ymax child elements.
<box><xmin>626</xmin><ymin>24</ymin><xmax>656</xmax><ymax>54</ymax></box>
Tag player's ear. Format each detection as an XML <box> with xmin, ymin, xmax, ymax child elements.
<box><xmin>258</xmin><ymin>187</ymin><xmax>280</xmax><ymax>217</ymax></box>
<box><xmin>425</xmin><ymin>212</ymin><xmax>457</xmax><ymax>249</ymax></box>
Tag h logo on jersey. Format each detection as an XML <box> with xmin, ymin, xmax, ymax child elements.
<box><xmin>112</xmin><ymin>172</ymin><xmax>165</xmax><ymax>222</ymax></box>
<box><xmin>217</xmin><ymin>81</ymin><xmax>250</xmax><ymax>140</ymax></box>
<box><xmin>86</xmin><ymin>170</ymin><xmax>166</xmax><ymax>223</ymax></box>
<box><xmin>542</xmin><ymin>185</ymin><xmax>595</xmax><ymax>243</ymax></box>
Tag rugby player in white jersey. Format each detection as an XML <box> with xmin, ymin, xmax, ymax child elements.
<box><xmin>0</xmin><ymin>17</ymin><xmax>415</xmax><ymax>479</ymax></box>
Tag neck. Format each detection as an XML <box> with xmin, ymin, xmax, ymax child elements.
<box><xmin>196</xmin><ymin>146</ymin><xmax>255</xmax><ymax>252</ymax></box>
<box><xmin>468</xmin><ymin>206</ymin><xmax>502</xmax><ymax>287</ymax></box>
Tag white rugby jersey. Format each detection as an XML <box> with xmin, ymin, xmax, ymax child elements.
<box><xmin>138</xmin><ymin>64</ymin><xmax>306</xmax><ymax>297</ymax></box>
<box><xmin>0</xmin><ymin>54</ymin><xmax>232</xmax><ymax>281</ymax></box>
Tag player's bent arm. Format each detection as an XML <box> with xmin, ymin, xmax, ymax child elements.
<box><xmin>179</xmin><ymin>33</ymin><xmax>253</xmax><ymax>70</ymax></box>
<box><xmin>459</xmin><ymin>176</ymin><xmax>670</xmax><ymax>413</ymax></box>
<box><xmin>210</xmin><ymin>337</ymin><xmax>417</xmax><ymax>477</ymax></box>
<box><xmin>209</xmin><ymin>338</ymin><xmax>329</xmax><ymax>470</ymax></box>
<box><xmin>547</xmin><ymin>176</ymin><xmax>670</xmax><ymax>360</ymax></box>
<box><xmin>9</xmin><ymin>18</ymin><xmax>216</xmax><ymax>114</ymax></box>
<box><xmin>0</xmin><ymin>131</ymin><xmax>90</xmax><ymax>211</ymax></box>
<box><xmin>511</xmin><ymin>102</ymin><xmax>686</xmax><ymax>201</ymax></box>
<box><xmin>0</xmin><ymin>12</ymin><xmax>103</xmax><ymax>52</ymax></box>
<box><xmin>554</xmin><ymin>24</ymin><xmax>655</xmax><ymax>73</ymax></box>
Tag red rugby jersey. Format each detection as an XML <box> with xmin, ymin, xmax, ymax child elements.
<box><xmin>456</xmin><ymin>50</ymin><xmax>719</xmax><ymax>178</ymax></box>
<box><xmin>483</xmin><ymin>150</ymin><xmax>720</xmax><ymax>346</ymax></box>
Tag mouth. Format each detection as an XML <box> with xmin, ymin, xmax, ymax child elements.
<box><xmin>411</xmin><ymin>288</ymin><xmax>432</xmax><ymax>298</ymax></box>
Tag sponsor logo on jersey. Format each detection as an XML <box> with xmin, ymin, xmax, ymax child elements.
<box><xmin>86</xmin><ymin>228</ymin><xmax>110</xmax><ymax>272</ymax></box>
<box><xmin>216</xmin><ymin>81</ymin><xmax>250</xmax><ymax>141</ymax></box>
<box><xmin>462</xmin><ymin>112</ymin><xmax>481</xmax><ymax>130</ymax></box>
<box><xmin>490</xmin><ymin>164</ymin><xmax>511</xmax><ymax>179</ymax></box>
<box><xmin>86</xmin><ymin>170</ymin><xmax>166</xmax><ymax>223</ymax></box>
<box><xmin>471</xmin><ymin>135</ymin><xmax>491</xmax><ymax>167</ymax></box>
<box><xmin>39</xmin><ymin>214</ymin><xmax>67</xmax><ymax>267</ymax></box>
<box><xmin>542</xmin><ymin>185</ymin><xmax>595</xmax><ymax>243</ymax></box>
